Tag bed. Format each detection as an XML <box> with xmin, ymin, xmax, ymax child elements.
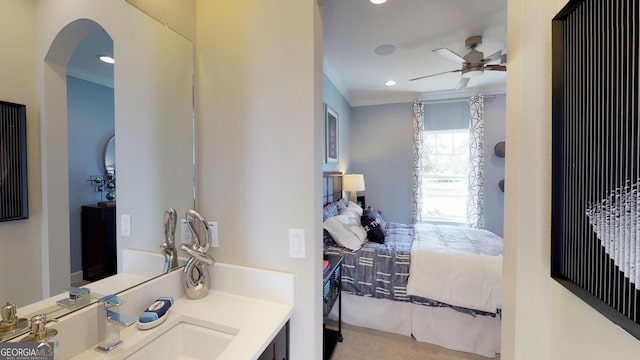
<box><xmin>321</xmin><ymin>172</ymin><xmax>502</xmax><ymax>358</ymax></box>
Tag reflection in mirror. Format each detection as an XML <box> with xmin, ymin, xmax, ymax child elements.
<box><xmin>0</xmin><ymin>0</ymin><xmax>194</xmax><ymax>340</ymax></box>
<box><xmin>104</xmin><ymin>135</ymin><xmax>115</xmax><ymax>173</ymax></box>
<box><xmin>103</xmin><ymin>136</ymin><xmax>116</xmax><ymax>201</ymax></box>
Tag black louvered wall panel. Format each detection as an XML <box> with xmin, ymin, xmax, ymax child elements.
<box><xmin>552</xmin><ymin>0</ymin><xmax>640</xmax><ymax>339</ymax></box>
<box><xmin>0</xmin><ymin>101</ymin><xmax>28</xmax><ymax>221</ymax></box>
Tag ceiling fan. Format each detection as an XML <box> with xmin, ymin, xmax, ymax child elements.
<box><xmin>409</xmin><ymin>35</ymin><xmax>506</xmax><ymax>90</ymax></box>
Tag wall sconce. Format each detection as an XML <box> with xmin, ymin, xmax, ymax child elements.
<box><xmin>343</xmin><ymin>174</ymin><xmax>365</xmax><ymax>203</ymax></box>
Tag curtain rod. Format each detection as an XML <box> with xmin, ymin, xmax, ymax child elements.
<box><xmin>417</xmin><ymin>95</ymin><xmax>497</xmax><ymax>105</ymax></box>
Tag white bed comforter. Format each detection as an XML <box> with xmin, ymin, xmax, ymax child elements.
<box><xmin>406</xmin><ymin>224</ymin><xmax>503</xmax><ymax>313</ymax></box>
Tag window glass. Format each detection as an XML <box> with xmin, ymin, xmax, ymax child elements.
<box><xmin>422</xmin><ymin>130</ymin><xmax>468</xmax><ymax>223</ymax></box>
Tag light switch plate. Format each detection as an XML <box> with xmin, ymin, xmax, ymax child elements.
<box><xmin>121</xmin><ymin>214</ymin><xmax>131</xmax><ymax>237</ymax></box>
<box><xmin>181</xmin><ymin>219</ymin><xmax>218</xmax><ymax>247</ymax></box>
<box><xmin>288</xmin><ymin>228</ymin><xmax>305</xmax><ymax>258</ymax></box>
<box><xmin>208</xmin><ymin>221</ymin><xmax>219</xmax><ymax>248</ymax></box>
<box><xmin>181</xmin><ymin>219</ymin><xmax>192</xmax><ymax>245</ymax></box>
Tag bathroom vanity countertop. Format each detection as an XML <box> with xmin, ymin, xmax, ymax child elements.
<box><xmin>69</xmin><ymin>290</ymin><xmax>294</xmax><ymax>360</ymax></box>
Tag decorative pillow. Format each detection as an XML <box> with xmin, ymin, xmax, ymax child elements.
<box><xmin>346</xmin><ymin>201</ymin><xmax>363</xmax><ymax>216</ymax></box>
<box><xmin>336</xmin><ymin>198</ymin><xmax>348</xmax><ymax>211</ymax></box>
<box><xmin>323</xmin><ymin>213</ymin><xmax>367</xmax><ymax>251</ymax></box>
<box><xmin>361</xmin><ymin>207</ymin><xmax>386</xmax><ymax>243</ymax></box>
<box><xmin>322</xmin><ymin>202</ymin><xmax>339</xmax><ymax>221</ymax></box>
<box><xmin>339</xmin><ymin>208</ymin><xmax>368</xmax><ymax>243</ymax></box>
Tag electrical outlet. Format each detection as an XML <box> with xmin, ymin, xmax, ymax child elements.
<box><xmin>208</xmin><ymin>221</ymin><xmax>218</xmax><ymax>247</ymax></box>
<box><xmin>181</xmin><ymin>219</ymin><xmax>192</xmax><ymax>245</ymax></box>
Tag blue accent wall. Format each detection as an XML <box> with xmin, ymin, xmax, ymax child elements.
<box><xmin>322</xmin><ymin>74</ymin><xmax>505</xmax><ymax>235</ymax></box>
<box><xmin>322</xmin><ymin>74</ymin><xmax>351</xmax><ymax>173</ymax></box>
<box><xmin>67</xmin><ymin>76</ymin><xmax>114</xmax><ymax>275</ymax></box>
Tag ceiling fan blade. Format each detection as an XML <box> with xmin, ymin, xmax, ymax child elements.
<box><xmin>433</xmin><ymin>48</ymin><xmax>465</xmax><ymax>63</ymax></box>
<box><xmin>485</xmin><ymin>64</ymin><xmax>507</xmax><ymax>71</ymax></box>
<box><xmin>409</xmin><ymin>69</ymin><xmax>461</xmax><ymax>81</ymax></box>
<box><xmin>456</xmin><ymin>77</ymin><xmax>470</xmax><ymax>90</ymax></box>
<box><xmin>483</xmin><ymin>50</ymin><xmax>502</xmax><ymax>63</ymax></box>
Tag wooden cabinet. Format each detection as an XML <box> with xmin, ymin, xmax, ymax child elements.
<box><xmin>323</xmin><ymin>255</ymin><xmax>343</xmax><ymax>360</ymax></box>
<box><xmin>258</xmin><ymin>321</ymin><xmax>289</xmax><ymax>360</ymax></box>
<box><xmin>81</xmin><ymin>204</ymin><xmax>117</xmax><ymax>282</ymax></box>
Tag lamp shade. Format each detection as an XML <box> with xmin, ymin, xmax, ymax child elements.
<box><xmin>343</xmin><ymin>174</ymin><xmax>365</xmax><ymax>192</ymax></box>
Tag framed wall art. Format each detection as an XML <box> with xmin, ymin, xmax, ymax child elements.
<box><xmin>0</xmin><ymin>101</ymin><xmax>28</xmax><ymax>221</ymax></box>
<box><xmin>324</xmin><ymin>104</ymin><xmax>338</xmax><ymax>164</ymax></box>
<box><xmin>551</xmin><ymin>0</ymin><xmax>640</xmax><ymax>339</ymax></box>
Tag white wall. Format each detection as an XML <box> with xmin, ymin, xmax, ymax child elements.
<box><xmin>502</xmin><ymin>0</ymin><xmax>640</xmax><ymax>359</ymax></box>
<box><xmin>125</xmin><ymin>0</ymin><xmax>195</xmax><ymax>42</ymax></box>
<box><xmin>0</xmin><ymin>0</ymin><xmax>42</xmax><ymax>306</ymax></box>
<box><xmin>195</xmin><ymin>1</ymin><xmax>323</xmax><ymax>359</ymax></box>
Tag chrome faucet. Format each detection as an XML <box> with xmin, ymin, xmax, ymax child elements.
<box><xmin>180</xmin><ymin>210</ymin><xmax>215</xmax><ymax>299</ymax></box>
<box><xmin>161</xmin><ymin>207</ymin><xmax>179</xmax><ymax>274</ymax></box>
<box><xmin>96</xmin><ymin>295</ymin><xmax>135</xmax><ymax>352</ymax></box>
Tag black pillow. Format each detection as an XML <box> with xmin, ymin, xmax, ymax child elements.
<box><xmin>361</xmin><ymin>207</ymin><xmax>386</xmax><ymax>243</ymax></box>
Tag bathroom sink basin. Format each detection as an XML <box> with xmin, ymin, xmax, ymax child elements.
<box><xmin>124</xmin><ymin>321</ymin><xmax>237</xmax><ymax>360</ymax></box>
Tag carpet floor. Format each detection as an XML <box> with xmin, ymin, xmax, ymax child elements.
<box><xmin>326</xmin><ymin>322</ymin><xmax>500</xmax><ymax>360</ymax></box>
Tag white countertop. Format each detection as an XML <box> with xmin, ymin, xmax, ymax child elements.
<box><xmin>59</xmin><ymin>262</ymin><xmax>295</xmax><ymax>360</ymax></box>
<box><xmin>70</xmin><ymin>291</ymin><xmax>293</xmax><ymax>360</ymax></box>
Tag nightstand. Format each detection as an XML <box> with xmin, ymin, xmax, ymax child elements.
<box><xmin>323</xmin><ymin>254</ymin><xmax>343</xmax><ymax>360</ymax></box>
<box><xmin>81</xmin><ymin>204</ymin><xmax>117</xmax><ymax>282</ymax></box>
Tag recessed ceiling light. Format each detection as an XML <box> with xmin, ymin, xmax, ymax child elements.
<box><xmin>98</xmin><ymin>55</ymin><xmax>115</xmax><ymax>64</ymax></box>
<box><xmin>385</xmin><ymin>80</ymin><xmax>397</xmax><ymax>86</ymax></box>
<box><xmin>374</xmin><ymin>44</ymin><xmax>396</xmax><ymax>56</ymax></box>
<box><xmin>371</xmin><ymin>0</ymin><xmax>387</xmax><ymax>4</ymax></box>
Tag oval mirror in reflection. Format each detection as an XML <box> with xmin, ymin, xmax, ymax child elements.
<box><xmin>104</xmin><ymin>135</ymin><xmax>115</xmax><ymax>173</ymax></box>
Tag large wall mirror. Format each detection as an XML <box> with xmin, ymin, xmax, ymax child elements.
<box><xmin>0</xmin><ymin>0</ymin><xmax>194</xmax><ymax>340</ymax></box>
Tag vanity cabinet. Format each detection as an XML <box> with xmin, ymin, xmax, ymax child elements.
<box><xmin>81</xmin><ymin>204</ymin><xmax>117</xmax><ymax>282</ymax></box>
<box><xmin>258</xmin><ymin>321</ymin><xmax>289</xmax><ymax>360</ymax></box>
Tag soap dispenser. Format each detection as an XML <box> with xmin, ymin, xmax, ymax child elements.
<box><xmin>21</xmin><ymin>314</ymin><xmax>59</xmax><ymax>360</ymax></box>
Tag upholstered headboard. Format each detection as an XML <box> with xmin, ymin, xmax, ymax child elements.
<box><xmin>322</xmin><ymin>172</ymin><xmax>342</xmax><ymax>206</ymax></box>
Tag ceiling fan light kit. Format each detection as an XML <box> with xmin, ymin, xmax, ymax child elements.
<box><xmin>410</xmin><ymin>35</ymin><xmax>507</xmax><ymax>89</ymax></box>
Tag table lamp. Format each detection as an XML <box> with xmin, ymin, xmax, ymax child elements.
<box><xmin>343</xmin><ymin>174</ymin><xmax>365</xmax><ymax>203</ymax></box>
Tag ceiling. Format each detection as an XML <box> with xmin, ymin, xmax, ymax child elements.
<box><xmin>321</xmin><ymin>0</ymin><xmax>508</xmax><ymax>107</ymax></box>
<box><xmin>66</xmin><ymin>29</ymin><xmax>114</xmax><ymax>88</ymax></box>
<box><xmin>66</xmin><ymin>1</ymin><xmax>507</xmax><ymax>106</ymax></box>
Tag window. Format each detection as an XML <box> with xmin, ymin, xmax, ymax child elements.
<box><xmin>422</xmin><ymin>130</ymin><xmax>468</xmax><ymax>223</ymax></box>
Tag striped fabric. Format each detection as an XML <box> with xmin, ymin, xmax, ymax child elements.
<box><xmin>324</xmin><ymin>222</ymin><xmax>497</xmax><ymax>317</ymax></box>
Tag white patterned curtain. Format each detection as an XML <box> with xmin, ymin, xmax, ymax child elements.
<box><xmin>412</xmin><ymin>100</ymin><xmax>425</xmax><ymax>223</ymax></box>
<box><xmin>467</xmin><ymin>95</ymin><xmax>485</xmax><ymax>228</ymax></box>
